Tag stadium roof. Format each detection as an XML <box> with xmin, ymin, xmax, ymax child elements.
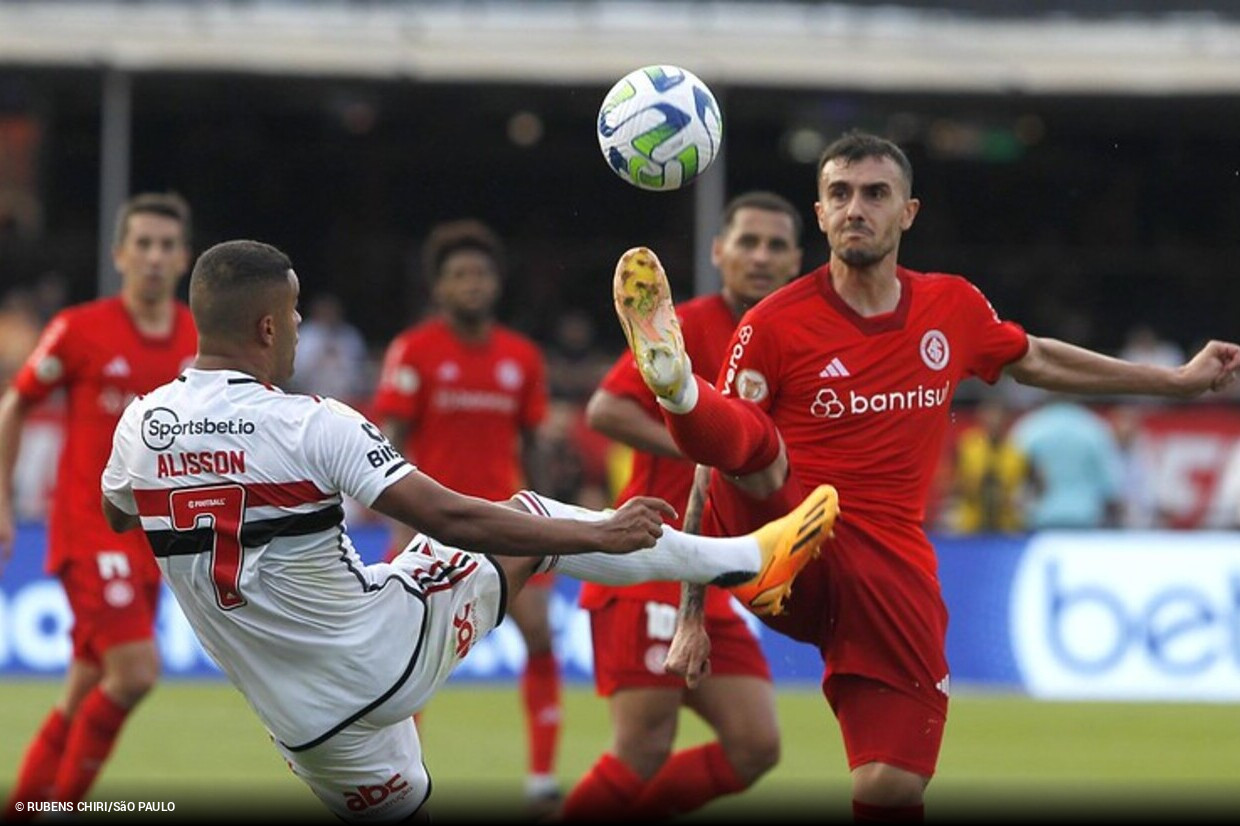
<box><xmin>2</xmin><ymin>1</ymin><xmax>1240</xmax><ymax>94</ymax></box>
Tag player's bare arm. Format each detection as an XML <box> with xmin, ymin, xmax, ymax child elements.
<box><xmin>0</xmin><ymin>387</ymin><xmax>34</xmax><ymax>567</ymax></box>
<box><xmin>1009</xmin><ymin>335</ymin><xmax>1240</xmax><ymax>397</ymax></box>
<box><xmin>665</xmin><ymin>463</ymin><xmax>714</xmax><ymax>687</ymax></box>
<box><xmin>586</xmin><ymin>389</ymin><xmax>684</xmax><ymax>457</ymax></box>
<box><xmin>372</xmin><ymin>469</ymin><xmax>676</xmax><ymax>556</ymax></box>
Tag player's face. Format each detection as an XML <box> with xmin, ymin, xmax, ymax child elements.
<box><xmin>433</xmin><ymin>249</ymin><xmax>501</xmax><ymax>324</ymax></box>
<box><xmin>114</xmin><ymin>212</ymin><xmax>191</xmax><ymax>304</ymax></box>
<box><xmin>713</xmin><ymin>207</ymin><xmax>802</xmax><ymax>309</ymax></box>
<box><xmin>815</xmin><ymin>156</ymin><xmax>919</xmax><ymax>268</ymax></box>
<box><xmin>273</xmin><ymin>270</ymin><xmax>302</xmax><ymax>385</ymax></box>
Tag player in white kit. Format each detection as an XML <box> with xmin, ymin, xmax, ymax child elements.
<box><xmin>101</xmin><ymin>240</ymin><xmax>838</xmax><ymax>822</ymax></box>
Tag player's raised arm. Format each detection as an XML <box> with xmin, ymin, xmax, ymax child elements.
<box><xmin>371</xmin><ymin>469</ymin><xmax>674</xmax><ymax>557</ymax></box>
<box><xmin>1008</xmin><ymin>335</ymin><xmax>1240</xmax><ymax>398</ymax></box>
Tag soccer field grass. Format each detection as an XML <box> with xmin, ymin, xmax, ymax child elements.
<box><xmin>3</xmin><ymin>680</ymin><xmax>1239</xmax><ymax>823</ymax></box>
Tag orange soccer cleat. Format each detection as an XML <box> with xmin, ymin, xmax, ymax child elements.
<box><xmin>613</xmin><ymin>246</ymin><xmax>691</xmax><ymax>403</ymax></box>
<box><xmin>728</xmin><ymin>484</ymin><xmax>839</xmax><ymax>617</ymax></box>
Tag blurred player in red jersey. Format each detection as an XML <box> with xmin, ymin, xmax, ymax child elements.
<box><xmin>0</xmin><ymin>192</ymin><xmax>197</xmax><ymax>818</ymax></box>
<box><xmin>563</xmin><ymin>192</ymin><xmax>803</xmax><ymax>821</ymax></box>
<box><xmin>612</xmin><ymin>131</ymin><xmax>1240</xmax><ymax>823</ymax></box>
<box><xmin>371</xmin><ymin>219</ymin><xmax>563</xmax><ymax>812</ymax></box>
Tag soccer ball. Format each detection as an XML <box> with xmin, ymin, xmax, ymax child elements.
<box><xmin>597</xmin><ymin>65</ymin><xmax>723</xmax><ymax>192</ymax></box>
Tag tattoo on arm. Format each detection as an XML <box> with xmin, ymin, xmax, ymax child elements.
<box><xmin>678</xmin><ymin>463</ymin><xmax>712</xmax><ymax>621</ymax></box>
<box><xmin>682</xmin><ymin>464</ymin><xmax>710</xmax><ymax>534</ymax></box>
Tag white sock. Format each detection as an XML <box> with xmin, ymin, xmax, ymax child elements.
<box><xmin>514</xmin><ymin>491</ymin><xmax>759</xmax><ymax>585</ymax></box>
<box><xmin>656</xmin><ymin>355</ymin><xmax>700</xmax><ymax>414</ymax></box>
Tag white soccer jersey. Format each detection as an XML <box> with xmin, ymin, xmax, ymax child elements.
<box><xmin>101</xmin><ymin>368</ymin><xmax>457</xmax><ymax>749</ymax></box>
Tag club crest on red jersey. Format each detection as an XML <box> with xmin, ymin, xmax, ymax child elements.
<box><xmin>920</xmin><ymin>330</ymin><xmax>950</xmax><ymax>371</ymax></box>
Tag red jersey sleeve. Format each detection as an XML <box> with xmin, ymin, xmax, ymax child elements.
<box><xmin>714</xmin><ymin>314</ymin><xmax>784</xmax><ymax>415</ymax></box>
<box><xmin>956</xmin><ymin>279</ymin><xmax>1029</xmax><ymax>384</ymax></box>
<box><xmin>371</xmin><ymin>332</ymin><xmax>423</xmax><ymax>423</ymax></box>
<box><xmin>10</xmin><ymin>311</ymin><xmax>83</xmax><ymax>404</ymax></box>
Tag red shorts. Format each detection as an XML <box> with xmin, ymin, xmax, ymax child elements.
<box><xmin>704</xmin><ymin>469</ymin><xmax>950</xmax><ymax>777</ymax></box>
<box><xmin>827</xmin><ymin>674</ymin><xmax>946</xmax><ymax>778</ymax></box>
<box><xmin>588</xmin><ymin>597</ymin><xmax>770</xmax><ymax>696</ymax></box>
<box><xmin>60</xmin><ymin>551</ymin><xmax>161</xmax><ymax>664</ymax></box>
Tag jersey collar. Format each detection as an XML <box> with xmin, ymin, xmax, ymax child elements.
<box><xmin>815</xmin><ymin>264</ymin><xmax>913</xmax><ymax>335</ymax></box>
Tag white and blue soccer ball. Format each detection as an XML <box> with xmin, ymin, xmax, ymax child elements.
<box><xmin>597</xmin><ymin>65</ymin><xmax>723</xmax><ymax>192</ymax></box>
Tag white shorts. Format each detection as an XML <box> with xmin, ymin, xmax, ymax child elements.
<box><xmin>275</xmin><ymin>537</ymin><xmax>506</xmax><ymax>822</ymax></box>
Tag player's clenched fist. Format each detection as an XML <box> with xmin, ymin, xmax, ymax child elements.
<box><xmin>596</xmin><ymin>496</ymin><xmax>678</xmax><ymax>552</ymax></box>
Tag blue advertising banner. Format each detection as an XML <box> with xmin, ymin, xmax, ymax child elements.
<box><xmin>4</xmin><ymin>523</ymin><xmax>1239</xmax><ymax>699</ymax></box>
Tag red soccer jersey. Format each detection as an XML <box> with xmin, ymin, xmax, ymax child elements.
<box><xmin>580</xmin><ymin>293</ymin><xmax>739</xmax><ymax>615</ymax></box>
<box><xmin>11</xmin><ymin>296</ymin><xmax>197</xmax><ymax>573</ymax></box>
<box><xmin>372</xmin><ymin>318</ymin><xmax>548</xmax><ymax>500</ymax></box>
<box><xmin>702</xmin><ymin>265</ymin><xmax>1028</xmax><ymax>694</ymax></box>
<box><xmin>708</xmin><ymin>265</ymin><xmax>1028</xmax><ymax>573</ymax></box>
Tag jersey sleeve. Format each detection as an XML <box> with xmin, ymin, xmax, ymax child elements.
<box><xmin>371</xmin><ymin>334</ymin><xmax>422</xmax><ymax>423</ymax></box>
<box><xmin>957</xmin><ymin>280</ymin><xmax>1029</xmax><ymax>384</ymax></box>
<box><xmin>519</xmin><ymin>345</ymin><xmax>550</xmax><ymax>430</ymax></box>
<box><xmin>10</xmin><ymin>312</ymin><xmax>80</xmax><ymax>404</ymax></box>
<box><xmin>714</xmin><ymin>313</ymin><xmax>782</xmax><ymax>413</ymax></box>
<box><xmin>305</xmin><ymin>398</ymin><xmax>415</xmax><ymax>507</ymax></box>
<box><xmin>101</xmin><ymin>401</ymin><xmax>142</xmax><ymax>516</ymax></box>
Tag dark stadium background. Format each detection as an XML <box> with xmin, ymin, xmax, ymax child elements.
<box><xmin>3</xmin><ymin>70</ymin><xmax>1239</xmax><ymax>357</ymax></box>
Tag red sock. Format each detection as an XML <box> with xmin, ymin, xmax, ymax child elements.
<box><xmin>5</xmin><ymin>709</ymin><xmax>70</xmax><ymax>819</ymax></box>
<box><xmin>521</xmin><ymin>650</ymin><xmax>561</xmax><ymax>776</ymax></box>
<box><xmin>49</xmin><ymin>688</ymin><xmax>130</xmax><ymax>804</ymax></box>
<box><xmin>664</xmin><ymin>376</ymin><xmax>781</xmax><ymax>476</ymax></box>
<box><xmin>852</xmin><ymin>799</ymin><xmax>925</xmax><ymax>822</ymax></box>
<box><xmin>632</xmin><ymin>742</ymin><xmax>747</xmax><ymax>818</ymax></box>
<box><xmin>560</xmin><ymin>754</ymin><xmax>645</xmax><ymax>822</ymax></box>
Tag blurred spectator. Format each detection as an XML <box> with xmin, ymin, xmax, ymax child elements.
<box><xmin>543</xmin><ymin>308</ymin><xmax>612</xmax><ymax>404</ymax></box>
<box><xmin>1109</xmin><ymin>404</ymin><xmax>1163</xmax><ymax>529</ymax></box>
<box><xmin>1009</xmin><ymin>395</ymin><xmax>1125</xmax><ymax>529</ymax></box>
<box><xmin>290</xmin><ymin>292</ymin><xmax>369</xmax><ymax>404</ymax></box>
<box><xmin>0</xmin><ymin>287</ymin><xmax>41</xmax><ymax>387</ymax></box>
<box><xmin>32</xmin><ymin>270</ymin><xmax>69</xmax><ymax>324</ymax></box>
<box><xmin>1119</xmin><ymin>323</ymin><xmax>1185</xmax><ymax>370</ymax></box>
<box><xmin>949</xmin><ymin>397</ymin><xmax>1027</xmax><ymax>533</ymax></box>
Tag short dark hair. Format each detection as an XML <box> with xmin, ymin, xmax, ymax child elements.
<box><xmin>817</xmin><ymin>131</ymin><xmax>914</xmax><ymax>195</ymax></box>
<box><xmin>421</xmin><ymin>219</ymin><xmax>506</xmax><ymax>284</ymax></box>
<box><xmin>190</xmin><ymin>240</ymin><xmax>293</xmax><ymax>337</ymax></box>
<box><xmin>113</xmin><ymin>191</ymin><xmax>193</xmax><ymax>247</ymax></box>
<box><xmin>721</xmin><ymin>191</ymin><xmax>803</xmax><ymax>240</ymax></box>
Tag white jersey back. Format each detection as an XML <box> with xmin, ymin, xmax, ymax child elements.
<box><xmin>103</xmin><ymin>368</ymin><xmax>428</xmax><ymax>749</ymax></box>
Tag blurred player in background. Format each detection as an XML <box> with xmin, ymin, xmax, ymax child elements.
<box><xmin>100</xmin><ymin>238</ymin><xmax>836</xmax><ymax>823</ymax></box>
<box><xmin>613</xmin><ymin>130</ymin><xmax>1240</xmax><ymax>822</ymax></box>
<box><xmin>564</xmin><ymin>192</ymin><xmax>803</xmax><ymax>820</ymax></box>
<box><xmin>370</xmin><ymin>219</ymin><xmax>563</xmax><ymax>813</ymax></box>
<box><xmin>0</xmin><ymin>192</ymin><xmax>196</xmax><ymax>818</ymax></box>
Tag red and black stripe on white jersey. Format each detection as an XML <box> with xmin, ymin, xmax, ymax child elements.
<box><xmin>132</xmin><ymin>479</ymin><xmax>344</xmax><ymax>559</ymax></box>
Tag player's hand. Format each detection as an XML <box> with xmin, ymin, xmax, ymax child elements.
<box><xmin>595</xmin><ymin>496</ymin><xmax>677</xmax><ymax>553</ymax></box>
<box><xmin>664</xmin><ymin>617</ymin><xmax>711</xmax><ymax>688</ymax></box>
<box><xmin>1178</xmin><ymin>340</ymin><xmax>1240</xmax><ymax>395</ymax></box>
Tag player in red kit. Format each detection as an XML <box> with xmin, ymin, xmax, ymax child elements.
<box><xmin>563</xmin><ymin>192</ymin><xmax>804</xmax><ymax>821</ymax></box>
<box><xmin>371</xmin><ymin>219</ymin><xmax>562</xmax><ymax>813</ymax></box>
<box><xmin>0</xmin><ymin>192</ymin><xmax>197</xmax><ymax>817</ymax></box>
<box><xmin>613</xmin><ymin>131</ymin><xmax>1240</xmax><ymax>823</ymax></box>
